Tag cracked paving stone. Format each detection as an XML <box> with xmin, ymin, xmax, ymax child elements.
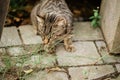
<box><xmin>68</xmin><ymin>65</ymin><xmax>115</xmax><ymax>80</ymax></box>
<box><xmin>95</xmin><ymin>41</ymin><xmax>120</xmax><ymax>63</ymax></box>
<box><xmin>56</xmin><ymin>42</ymin><xmax>102</xmax><ymax>66</ymax></box>
<box><xmin>26</xmin><ymin>70</ymin><xmax>68</xmax><ymax>80</ymax></box>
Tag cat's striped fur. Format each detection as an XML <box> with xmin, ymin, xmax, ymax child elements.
<box><xmin>31</xmin><ymin>0</ymin><xmax>75</xmax><ymax>53</ymax></box>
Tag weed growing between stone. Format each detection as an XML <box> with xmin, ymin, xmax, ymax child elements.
<box><xmin>89</xmin><ymin>7</ymin><xmax>101</xmax><ymax>28</ymax></box>
<box><xmin>0</xmin><ymin>45</ymin><xmax>57</xmax><ymax>80</ymax></box>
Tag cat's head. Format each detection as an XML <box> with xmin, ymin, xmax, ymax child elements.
<box><xmin>36</xmin><ymin>14</ymin><xmax>68</xmax><ymax>44</ymax></box>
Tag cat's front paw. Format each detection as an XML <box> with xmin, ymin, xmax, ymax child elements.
<box><xmin>65</xmin><ymin>45</ymin><xmax>76</xmax><ymax>52</ymax></box>
<box><xmin>44</xmin><ymin>44</ymin><xmax>56</xmax><ymax>54</ymax></box>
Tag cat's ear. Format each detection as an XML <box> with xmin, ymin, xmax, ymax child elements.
<box><xmin>36</xmin><ymin>16</ymin><xmax>44</xmax><ymax>23</ymax></box>
<box><xmin>57</xmin><ymin>17</ymin><xmax>66</xmax><ymax>26</ymax></box>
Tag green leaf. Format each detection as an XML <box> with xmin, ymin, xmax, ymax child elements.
<box><xmin>97</xmin><ymin>21</ymin><xmax>101</xmax><ymax>27</ymax></box>
<box><xmin>94</xmin><ymin>12</ymin><xmax>98</xmax><ymax>17</ymax></box>
<box><xmin>93</xmin><ymin>23</ymin><xmax>98</xmax><ymax>28</ymax></box>
<box><xmin>91</xmin><ymin>19</ymin><xmax>97</xmax><ymax>27</ymax></box>
<box><xmin>98</xmin><ymin>16</ymin><xmax>101</xmax><ymax>19</ymax></box>
<box><xmin>90</xmin><ymin>9</ymin><xmax>100</xmax><ymax>28</ymax></box>
<box><xmin>89</xmin><ymin>16</ymin><xmax>95</xmax><ymax>19</ymax></box>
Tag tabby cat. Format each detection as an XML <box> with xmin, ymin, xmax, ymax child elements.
<box><xmin>31</xmin><ymin>0</ymin><xmax>75</xmax><ymax>53</ymax></box>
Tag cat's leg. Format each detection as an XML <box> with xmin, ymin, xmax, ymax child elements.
<box><xmin>64</xmin><ymin>35</ymin><xmax>76</xmax><ymax>52</ymax></box>
<box><xmin>44</xmin><ymin>43</ymin><xmax>56</xmax><ymax>54</ymax></box>
<box><xmin>32</xmin><ymin>25</ymin><xmax>38</xmax><ymax>35</ymax></box>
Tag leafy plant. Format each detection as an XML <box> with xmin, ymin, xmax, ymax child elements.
<box><xmin>89</xmin><ymin>8</ymin><xmax>101</xmax><ymax>28</ymax></box>
<box><xmin>10</xmin><ymin>0</ymin><xmax>27</xmax><ymax>11</ymax></box>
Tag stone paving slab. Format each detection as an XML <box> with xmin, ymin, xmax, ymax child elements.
<box><xmin>116</xmin><ymin>64</ymin><xmax>120</xmax><ymax>72</ymax></box>
<box><xmin>0</xmin><ymin>27</ymin><xmax>22</xmax><ymax>47</ymax></box>
<box><xmin>0</xmin><ymin>48</ymin><xmax>6</xmax><ymax>54</ymax></box>
<box><xmin>95</xmin><ymin>41</ymin><xmax>120</xmax><ymax>63</ymax></box>
<box><xmin>0</xmin><ymin>23</ymin><xmax>120</xmax><ymax>80</ymax></box>
<box><xmin>56</xmin><ymin>42</ymin><xmax>102</xmax><ymax>66</ymax></box>
<box><xmin>26</xmin><ymin>71</ymin><xmax>68</xmax><ymax>80</ymax></box>
<box><xmin>73</xmin><ymin>22</ymin><xmax>103</xmax><ymax>41</ymax></box>
<box><xmin>7</xmin><ymin>47</ymin><xmax>27</xmax><ymax>56</ymax></box>
<box><xmin>19</xmin><ymin>25</ymin><xmax>42</xmax><ymax>45</ymax></box>
<box><xmin>23</xmin><ymin>54</ymin><xmax>56</xmax><ymax>68</ymax></box>
<box><xmin>6</xmin><ymin>45</ymin><xmax>42</xmax><ymax>57</ymax></box>
<box><xmin>68</xmin><ymin>65</ymin><xmax>115</xmax><ymax>80</ymax></box>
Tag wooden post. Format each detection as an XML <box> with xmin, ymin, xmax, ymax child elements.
<box><xmin>0</xmin><ymin>0</ymin><xmax>10</xmax><ymax>39</ymax></box>
<box><xmin>100</xmin><ymin>0</ymin><xmax>120</xmax><ymax>54</ymax></box>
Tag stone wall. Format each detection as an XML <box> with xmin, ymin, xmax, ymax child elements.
<box><xmin>100</xmin><ymin>0</ymin><xmax>120</xmax><ymax>54</ymax></box>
